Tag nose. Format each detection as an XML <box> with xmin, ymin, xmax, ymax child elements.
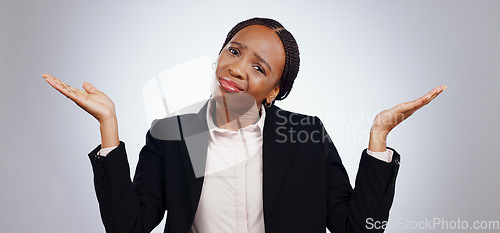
<box><xmin>228</xmin><ymin>60</ymin><xmax>247</xmax><ymax>80</ymax></box>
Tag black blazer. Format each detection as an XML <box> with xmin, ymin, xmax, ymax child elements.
<box><xmin>88</xmin><ymin>102</ymin><xmax>400</xmax><ymax>233</ymax></box>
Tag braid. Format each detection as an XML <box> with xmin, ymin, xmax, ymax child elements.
<box><xmin>220</xmin><ymin>18</ymin><xmax>300</xmax><ymax>102</ymax></box>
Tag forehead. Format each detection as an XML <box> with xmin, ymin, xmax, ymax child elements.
<box><xmin>230</xmin><ymin>25</ymin><xmax>286</xmax><ymax>72</ymax></box>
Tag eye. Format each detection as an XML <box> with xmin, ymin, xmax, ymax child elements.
<box><xmin>253</xmin><ymin>65</ymin><xmax>266</xmax><ymax>75</ymax></box>
<box><xmin>228</xmin><ymin>47</ymin><xmax>239</xmax><ymax>56</ymax></box>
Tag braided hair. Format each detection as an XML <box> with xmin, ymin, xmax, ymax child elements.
<box><xmin>220</xmin><ymin>17</ymin><xmax>300</xmax><ymax>102</ymax></box>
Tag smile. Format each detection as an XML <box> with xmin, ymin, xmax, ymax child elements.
<box><xmin>218</xmin><ymin>77</ymin><xmax>244</xmax><ymax>93</ymax></box>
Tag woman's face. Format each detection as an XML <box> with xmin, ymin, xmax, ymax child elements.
<box><xmin>213</xmin><ymin>25</ymin><xmax>286</xmax><ymax>108</ymax></box>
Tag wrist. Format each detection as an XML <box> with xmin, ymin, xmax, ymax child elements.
<box><xmin>99</xmin><ymin>114</ymin><xmax>119</xmax><ymax>148</ymax></box>
<box><xmin>98</xmin><ymin>109</ymin><xmax>117</xmax><ymax>124</ymax></box>
<box><xmin>99</xmin><ymin>114</ymin><xmax>117</xmax><ymax>126</ymax></box>
<box><xmin>368</xmin><ymin>129</ymin><xmax>388</xmax><ymax>152</ymax></box>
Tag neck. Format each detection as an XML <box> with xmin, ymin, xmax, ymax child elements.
<box><xmin>212</xmin><ymin>97</ymin><xmax>262</xmax><ymax>131</ymax></box>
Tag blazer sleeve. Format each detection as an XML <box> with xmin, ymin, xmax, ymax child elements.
<box><xmin>88</xmin><ymin>130</ymin><xmax>166</xmax><ymax>233</ymax></box>
<box><xmin>319</xmin><ymin>117</ymin><xmax>400</xmax><ymax>233</ymax></box>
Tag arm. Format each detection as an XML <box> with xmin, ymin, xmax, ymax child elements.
<box><xmin>325</xmin><ymin>85</ymin><xmax>446</xmax><ymax>232</ymax></box>
<box><xmin>321</xmin><ymin>119</ymin><xmax>399</xmax><ymax>233</ymax></box>
<box><xmin>42</xmin><ymin>74</ymin><xmax>166</xmax><ymax>232</ymax></box>
<box><xmin>89</xmin><ymin>131</ymin><xmax>166</xmax><ymax>233</ymax></box>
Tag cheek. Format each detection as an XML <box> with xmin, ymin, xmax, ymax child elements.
<box><xmin>248</xmin><ymin>77</ymin><xmax>275</xmax><ymax>98</ymax></box>
<box><xmin>214</xmin><ymin>57</ymin><xmax>231</xmax><ymax>77</ymax></box>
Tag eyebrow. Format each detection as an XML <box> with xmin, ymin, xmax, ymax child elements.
<box><xmin>229</xmin><ymin>41</ymin><xmax>273</xmax><ymax>73</ymax></box>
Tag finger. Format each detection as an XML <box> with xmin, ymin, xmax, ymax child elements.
<box><xmin>412</xmin><ymin>85</ymin><xmax>447</xmax><ymax>107</ymax></box>
<box><xmin>42</xmin><ymin>74</ymin><xmax>58</xmax><ymax>89</ymax></box>
<box><xmin>43</xmin><ymin>74</ymin><xmax>68</xmax><ymax>92</ymax></box>
<box><xmin>423</xmin><ymin>85</ymin><xmax>447</xmax><ymax>101</ymax></box>
<box><xmin>422</xmin><ymin>86</ymin><xmax>441</xmax><ymax>99</ymax></box>
<box><xmin>67</xmin><ymin>85</ymin><xmax>88</xmax><ymax>99</ymax></box>
<box><xmin>42</xmin><ymin>74</ymin><xmax>86</xmax><ymax>102</ymax></box>
<box><xmin>57</xmin><ymin>84</ymin><xmax>82</xmax><ymax>101</ymax></box>
<box><xmin>82</xmin><ymin>82</ymin><xmax>99</xmax><ymax>94</ymax></box>
<box><xmin>422</xmin><ymin>85</ymin><xmax>447</xmax><ymax>106</ymax></box>
<box><xmin>397</xmin><ymin>85</ymin><xmax>447</xmax><ymax>112</ymax></box>
<box><xmin>397</xmin><ymin>97</ymin><xmax>425</xmax><ymax>112</ymax></box>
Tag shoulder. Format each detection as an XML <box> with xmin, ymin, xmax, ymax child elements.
<box><xmin>264</xmin><ymin>105</ymin><xmax>330</xmax><ymax>146</ymax></box>
<box><xmin>149</xmin><ymin>112</ymin><xmax>205</xmax><ymax>141</ymax></box>
<box><xmin>266</xmin><ymin>105</ymin><xmax>323</xmax><ymax>129</ymax></box>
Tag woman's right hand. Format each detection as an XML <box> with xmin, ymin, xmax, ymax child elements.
<box><xmin>43</xmin><ymin>74</ymin><xmax>116</xmax><ymax>122</ymax></box>
<box><xmin>43</xmin><ymin>74</ymin><xmax>119</xmax><ymax>147</ymax></box>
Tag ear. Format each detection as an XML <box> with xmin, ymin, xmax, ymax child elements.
<box><xmin>266</xmin><ymin>86</ymin><xmax>280</xmax><ymax>103</ymax></box>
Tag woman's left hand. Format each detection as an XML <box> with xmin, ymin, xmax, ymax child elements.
<box><xmin>368</xmin><ymin>85</ymin><xmax>447</xmax><ymax>152</ymax></box>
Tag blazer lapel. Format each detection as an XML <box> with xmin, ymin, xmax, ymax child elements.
<box><xmin>176</xmin><ymin>101</ymin><xmax>210</xmax><ymax>216</ymax></box>
<box><xmin>176</xmin><ymin>102</ymin><xmax>297</xmax><ymax>222</ymax></box>
<box><xmin>262</xmin><ymin>105</ymin><xmax>298</xmax><ymax>222</ymax></box>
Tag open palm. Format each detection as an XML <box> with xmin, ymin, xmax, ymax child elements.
<box><xmin>372</xmin><ymin>85</ymin><xmax>447</xmax><ymax>133</ymax></box>
<box><xmin>42</xmin><ymin>74</ymin><xmax>116</xmax><ymax>123</ymax></box>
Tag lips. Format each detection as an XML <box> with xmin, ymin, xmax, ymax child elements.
<box><xmin>218</xmin><ymin>76</ymin><xmax>244</xmax><ymax>93</ymax></box>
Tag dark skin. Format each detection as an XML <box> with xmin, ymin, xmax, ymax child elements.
<box><xmin>42</xmin><ymin>24</ymin><xmax>446</xmax><ymax>151</ymax></box>
<box><xmin>212</xmin><ymin>25</ymin><xmax>285</xmax><ymax>131</ymax></box>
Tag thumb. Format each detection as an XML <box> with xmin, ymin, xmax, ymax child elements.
<box><xmin>82</xmin><ymin>82</ymin><xmax>99</xmax><ymax>94</ymax></box>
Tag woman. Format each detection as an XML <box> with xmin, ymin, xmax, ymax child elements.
<box><xmin>43</xmin><ymin>18</ymin><xmax>446</xmax><ymax>233</ymax></box>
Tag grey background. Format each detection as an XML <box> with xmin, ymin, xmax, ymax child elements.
<box><xmin>1</xmin><ymin>0</ymin><xmax>499</xmax><ymax>232</ymax></box>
